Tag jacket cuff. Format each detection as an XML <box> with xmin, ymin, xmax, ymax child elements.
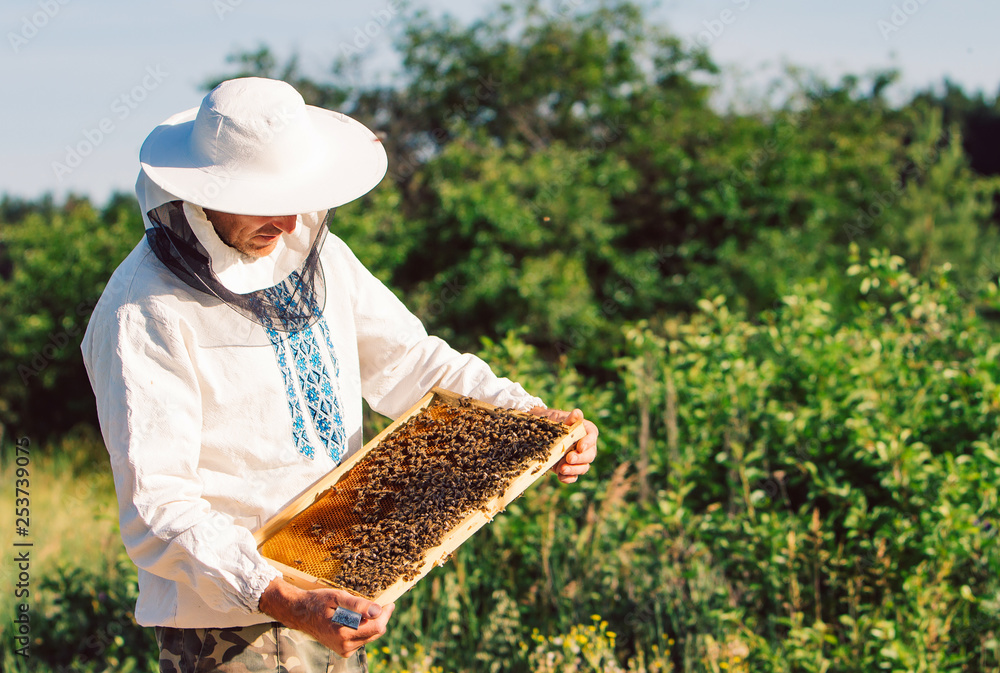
<box><xmin>242</xmin><ymin>562</ymin><xmax>283</xmax><ymax>614</ymax></box>
<box><xmin>513</xmin><ymin>395</ymin><xmax>546</xmax><ymax>412</ymax></box>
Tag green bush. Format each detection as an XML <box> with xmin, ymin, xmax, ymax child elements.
<box><xmin>33</xmin><ymin>551</ymin><xmax>156</xmax><ymax>672</ymax></box>
<box><xmin>2</xmin><ymin>549</ymin><xmax>156</xmax><ymax>673</ymax></box>
<box><xmin>603</xmin><ymin>247</ymin><xmax>1000</xmax><ymax>671</ymax></box>
<box><xmin>0</xmin><ymin>193</ymin><xmax>143</xmax><ymax>439</ymax></box>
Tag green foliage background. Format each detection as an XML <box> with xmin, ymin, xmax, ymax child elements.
<box><xmin>2</xmin><ymin>1</ymin><xmax>1000</xmax><ymax>671</ymax></box>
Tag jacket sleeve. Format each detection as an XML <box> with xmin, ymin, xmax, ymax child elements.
<box><xmin>331</xmin><ymin>238</ymin><xmax>546</xmax><ymax>419</ymax></box>
<box><xmin>82</xmin><ymin>301</ymin><xmax>280</xmax><ymax>616</ymax></box>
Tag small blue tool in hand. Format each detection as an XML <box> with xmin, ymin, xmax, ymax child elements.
<box><xmin>331</xmin><ymin>606</ymin><xmax>362</xmax><ymax>630</ymax></box>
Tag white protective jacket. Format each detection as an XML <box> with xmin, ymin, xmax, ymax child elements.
<box><xmin>81</xmin><ymin>178</ymin><xmax>542</xmax><ymax>628</ymax></box>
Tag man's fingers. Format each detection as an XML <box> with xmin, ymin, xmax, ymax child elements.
<box><xmin>328</xmin><ymin>603</ymin><xmax>395</xmax><ymax>657</ymax></box>
<box><xmin>558</xmin><ymin>460</ymin><xmax>591</xmax><ymax>477</ymax></box>
<box><xmin>558</xmin><ymin>467</ymin><xmax>589</xmax><ymax>481</ymax></box>
<box><xmin>531</xmin><ymin>407</ymin><xmax>598</xmax><ymax>484</ymax></box>
<box><xmin>563</xmin><ymin>421</ymin><xmax>598</xmax><ymax>465</ymax></box>
<box><xmin>326</xmin><ymin>590</ymin><xmax>382</xmax><ymax>620</ymax></box>
<box><xmin>557</xmin><ymin>441</ymin><xmax>595</xmax><ymax>476</ymax></box>
<box><xmin>555</xmin><ymin>417</ymin><xmax>598</xmax><ymax>482</ymax></box>
<box><xmin>339</xmin><ymin>603</ymin><xmax>394</xmax><ymax>645</ymax></box>
<box><xmin>563</xmin><ymin>446</ymin><xmax>597</xmax><ymax>467</ymax></box>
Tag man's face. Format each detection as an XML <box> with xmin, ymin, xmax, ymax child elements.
<box><xmin>203</xmin><ymin>208</ymin><xmax>297</xmax><ymax>257</ymax></box>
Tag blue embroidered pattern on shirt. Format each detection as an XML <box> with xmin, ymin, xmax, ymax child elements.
<box><xmin>286</xmin><ymin>326</ymin><xmax>345</xmax><ymax>460</ymax></box>
<box><xmin>262</xmin><ymin>277</ymin><xmax>346</xmax><ymax>462</ymax></box>
<box><xmin>269</xmin><ymin>333</ymin><xmax>313</xmax><ymax>458</ymax></box>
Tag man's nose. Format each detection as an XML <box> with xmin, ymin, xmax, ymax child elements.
<box><xmin>271</xmin><ymin>215</ymin><xmax>297</xmax><ymax>234</ymax></box>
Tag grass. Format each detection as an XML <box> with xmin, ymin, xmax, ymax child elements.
<box><xmin>0</xmin><ymin>429</ymin><xmax>122</xmax><ymax>603</ymax></box>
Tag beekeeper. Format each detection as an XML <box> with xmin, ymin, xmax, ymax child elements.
<box><xmin>81</xmin><ymin>77</ymin><xmax>599</xmax><ymax>673</ymax></box>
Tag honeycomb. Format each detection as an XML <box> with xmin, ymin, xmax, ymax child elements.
<box><xmin>258</xmin><ymin>396</ymin><xmax>571</xmax><ymax>599</ymax></box>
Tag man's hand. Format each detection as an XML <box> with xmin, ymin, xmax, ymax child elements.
<box><xmin>529</xmin><ymin>407</ymin><xmax>599</xmax><ymax>484</ymax></box>
<box><xmin>258</xmin><ymin>577</ymin><xmax>394</xmax><ymax>658</ymax></box>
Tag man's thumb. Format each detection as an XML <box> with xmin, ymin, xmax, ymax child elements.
<box><xmin>335</xmin><ymin>592</ymin><xmax>381</xmax><ymax>619</ymax></box>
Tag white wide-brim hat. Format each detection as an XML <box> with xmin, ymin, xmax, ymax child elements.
<box><xmin>139</xmin><ymin>77</ymin><xmax>387</xmax><ymax>216</ymax></box>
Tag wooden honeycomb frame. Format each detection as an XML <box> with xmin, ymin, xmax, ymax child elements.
<box><xmin>254</xmin><ymin>387</ymin><xmax>587</xmax><ymax>606</ymax></box>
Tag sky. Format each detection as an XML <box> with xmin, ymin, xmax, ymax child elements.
<box><xmin>1</xmin><ymin>0</ymin><xmax>998</xmax><ymax>205</ymax></box>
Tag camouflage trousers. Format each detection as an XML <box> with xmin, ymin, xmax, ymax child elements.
<box><xmin>155</xmin><ymin>622</ymin><xmax>368</xmax><ymax>673</ymax></box>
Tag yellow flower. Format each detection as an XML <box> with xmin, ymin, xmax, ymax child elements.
<box><xmin>381</xmin><ymin>646</ymin><xmax>390</xmax><ymax>654</ymax></box>
<box><xmin>720</xmin><ymin>663</ymin><xmax>729</xmax><ymax>670</ymax></box>
<box><xmin>668</xmin><ymin>638</ymin><xmax>675</xmax><ymax>646</ymax></box>
<box><xmin>607</xmin><ymin>631</ymin><xmax>617</xmax><ymax>639</ymax></box>
<box><xmin>591</xmin><ymin>614</ymin><xmax>601</xmax><ymax>621</ymax></box>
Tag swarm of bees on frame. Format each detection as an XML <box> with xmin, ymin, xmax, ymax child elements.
<box><xmin>264</xmin><ymin>397</ymin><xmax>568</xmax><ymax>598</ymax></box>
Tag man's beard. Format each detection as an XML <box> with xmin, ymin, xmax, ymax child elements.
<box><xmin>217</xmin><ymin>228</ymin><xmax>272</xmax><ymax>259</ymax></box>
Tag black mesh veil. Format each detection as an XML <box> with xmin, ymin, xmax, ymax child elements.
<box><xmin>145</xmin><ymin>200</ymin><xmax>330</xmax><ymax>333</ymax></box>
